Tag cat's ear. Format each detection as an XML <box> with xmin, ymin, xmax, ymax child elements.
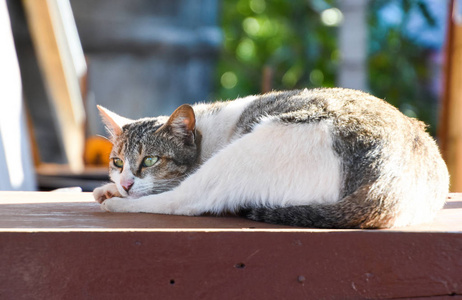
<box><xmin>159</xmin><ymin>104</ymin><xmax>196</xmax><ymax>145</ymax></box>
<box><xmin>97</xmin><ymin>105</ymin><xmax>132</xmax><ymax>139</ymax></box>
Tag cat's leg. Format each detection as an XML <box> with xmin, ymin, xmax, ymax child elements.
<box><xmin>93</xmin><ymin>183</ymin><xmax>122</xmax><ymax>204</ymax></box>
<box><xmin>101</xmin><ymin>120</ymin><xmax>342</xmax><ymax>215</ymax></box>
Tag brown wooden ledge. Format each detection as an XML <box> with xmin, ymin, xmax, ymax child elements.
<box><xmin>0</xmin><ymin>192</ymin><xmax>461</xmax><ymax>299</ymax></box>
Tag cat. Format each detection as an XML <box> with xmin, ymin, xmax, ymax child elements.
<box><xmin>93</xmin><ymin>88</ymin><xmax>449</xmax><ymax>229</ymax></box>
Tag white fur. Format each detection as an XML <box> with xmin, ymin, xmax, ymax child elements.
<box><xmin>195</xmin><ymin>95</ymin><xmax>257</xmax><ymax>162</ymax></box>
<box><xmin>101</xmin><ymin>119</ymin><xmax>343</xmax><ymax>215</ymax></box>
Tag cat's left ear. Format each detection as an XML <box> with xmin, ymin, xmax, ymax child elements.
<box><xmin>160</xmin><ymin>104</ymin><xmax>196</xmax><ymax>145</ymax></box>
<box><xmin>97</xmin><ymin>105</ymin><xmax>132</xmax><ymax>140</ymax></box>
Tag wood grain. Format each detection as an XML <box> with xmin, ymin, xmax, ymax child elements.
<box><xmin>0</xmin><ymin>192</ymin><xmax>461</xmax><ymax>299</ymax></box>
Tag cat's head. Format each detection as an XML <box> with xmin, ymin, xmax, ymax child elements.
<box><xmin>97</xmin><ymin>104</ymin><xmax>200</xmax><ymax>198</ymax></box>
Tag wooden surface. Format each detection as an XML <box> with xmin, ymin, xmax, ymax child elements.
<box><xmin>440</xmin><ymin>0</ymin><xmax>462</xmax><ymax>192</ymax></box>
<box><xmin>0</xmin><ymin>192</ymin><xmax>461</xmax><ymax>299</ymax></box>
<box><xmin>0</xmin><ymin>192</ymin><xmax>461</xmax><ymax>231</ymax></box>
<box><xmin>0</xmin><ymin>191</ymin><xmax>291</xmax><ymax>230</ymax></box>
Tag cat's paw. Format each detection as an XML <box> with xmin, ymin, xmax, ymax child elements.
<box><xmin>93</xmin><ymin>183</ymin><xmax>122</xmax><ymax>204</ymax></box>
<box><xmin>99</xmin><ymin>192</ymin><xmax>184</xmax><ymax>214</ymax></box>
<box><xmin>100</xmin><ymin>197</ymin><xmax>132</xmax><ymax>212</ymax></box>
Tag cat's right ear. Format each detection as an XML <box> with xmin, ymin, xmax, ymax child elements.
<box><xmin>157</xmin><ymin>104</ymin><xmax>196</xmax><ymax>145</ymax></box>
<box><xmin>97</xmin><ymin>105</ymin><xmax>132</xmax><ymax>140</ymax></box>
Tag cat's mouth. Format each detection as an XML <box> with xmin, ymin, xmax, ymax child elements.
<box><xmin>116</xmin><ymin>178</ymin><xmax>184</xmax><ymax>198</ymax></box>
<box><xmin>125</xmin><ymin>189</ymin><xmax>150</xmax><ymax>198</ymax></box>
<box><xmin>114</xmin><ymin>185</ymin><xmax>147</xmax><ymax>198</ymax></box>
<box><xmin>123</xmin><ymin>186</ymin><xmax>166</xmax><ymax>198</ymax></box>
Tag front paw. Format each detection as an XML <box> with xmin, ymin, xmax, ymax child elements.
<box><xmin>100</xmin><ymin>197</ymin><xmax>131</xmax><ymax>212</ymax></box>
<box><xmin>100</xmin><ymin>193</ymin><xmax>182</xmax><ymax>214</ymax></box>
<box><xmin>93</xmin><ymin>183</ymin><xmax>122</xmax><ymax>204</ymax></box>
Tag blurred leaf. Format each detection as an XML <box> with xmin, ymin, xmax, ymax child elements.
<box><xmin>417</xmin><ymin>0</ymin><xmax>437</xmax><ymax>27</ymax></box>
<box><xmin>215</xmin><ymin>0</ymin><xmax>439</xmax><ymax>135</ymax></box>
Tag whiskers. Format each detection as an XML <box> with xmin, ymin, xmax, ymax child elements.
<box><xmin>151</xmin><ymin>177</ymin><xmax>185</xmax><ymax>194</ymax></box>
<box><xmin>129</xmin><ymin>176</ymin><xmax>186</xmax><ymax>197</ymax></box>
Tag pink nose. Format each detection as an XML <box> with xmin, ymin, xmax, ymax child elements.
<box><xmin>121</xmin><ymin>180</ymin><xmax>134</xmax><ymax>192</ymax></box>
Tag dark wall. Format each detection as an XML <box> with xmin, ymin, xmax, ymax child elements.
<box><xmin>70</xmin><ymin>0</ymin><xmax>222</xmax><ymax>136</ymax></box>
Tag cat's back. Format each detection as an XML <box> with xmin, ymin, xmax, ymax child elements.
<box><xmin>234</xmin><ymin>87</ymin><xmax>409</xmax><ymax>135</ymax></box>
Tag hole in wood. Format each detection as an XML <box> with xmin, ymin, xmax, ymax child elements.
<box><xmin>234</xmin><ymin>263</ymin><xmax>246</xmax><ymax>269</ymax></box>
<box><xmin>170</xmin><ymin>279</ymin><xmax>175</xmax><ymax>285</ymax></box>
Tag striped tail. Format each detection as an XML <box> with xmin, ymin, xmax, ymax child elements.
<box><xmin>239</xmin><ymin>186</ymin><xmax>394</xmax><ymax>229</ymax></box>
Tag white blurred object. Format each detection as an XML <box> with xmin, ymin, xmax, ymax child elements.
<box><xmin>51</xmin><ymin>187</ymin><xmax>83</xmax><ymax>193</ymax></box>
<box><xmin>0</xmin><ymin>0</ymin><xmax>36</xmax><ymax>190</ymax></box>
<box><xmin>455</xmin><ymin>0</ymin><xmax>462</xmax><ymax>24</ymax></box>
<box><xmin>338</xmin><ymin>0</ymin><xmax>368</xmax><ymax>91</ymax></box>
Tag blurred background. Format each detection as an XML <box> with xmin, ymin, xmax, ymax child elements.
<box><xmin>1</xmin><ymin>0</ymin><xmax>459</xmax><ymax>192</ymax></box>
<box><xmin>217</xmin><ymin>0</ymin><xmax>446</xmax><ymax>134</ymax></box>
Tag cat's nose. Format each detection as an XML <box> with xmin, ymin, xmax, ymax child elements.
<box><xmin>121</xmin><ymin>180</ymin><xmax>134</xmax><ymax>192</ymax></box>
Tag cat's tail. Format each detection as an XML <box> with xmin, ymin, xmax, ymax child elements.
<box><xmin>239</xmin><ymin>186</ymin><xmax>394</xmax><ymax>229</ymax></box>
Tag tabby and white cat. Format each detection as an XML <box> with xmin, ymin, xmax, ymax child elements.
<box><xmin>93</xmin><ymin>88</ymin><xmax>449</xmax><ymax>228</ymax></box>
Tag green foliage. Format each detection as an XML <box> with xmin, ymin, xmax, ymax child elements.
<box><xmin>215</xmin><ymin>0</ymin><xmax>338</xmax><ymax>100</ymax></box>
<box><xmin>216</xmin><ymin>0</ymin><xmax>439</xmax><ymax>133</ymax></box>
<box><xmin>368</xmin><ymin>0</ymin><xmax>439</xmax><ymax>134</ymax></box>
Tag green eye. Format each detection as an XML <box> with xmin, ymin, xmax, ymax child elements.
<box><xmin>113</xmin><ymin>158</ymin><xmax>124</xmax><ymax>168</ymax></box>
<box><xmin>142</xmin><ymin>156</ymin><xmax>159</xmax><ymax>167</ymax></box>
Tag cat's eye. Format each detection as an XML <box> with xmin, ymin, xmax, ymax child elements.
<box><xmin>142</xmin><ymin>156</ymin><xmax>159</xmax><ymax>167</ymax></box>
<box><xmin>113</xmin><ymin>158</ymin><xmax>124</xmax><ymax>168</ymax></box>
